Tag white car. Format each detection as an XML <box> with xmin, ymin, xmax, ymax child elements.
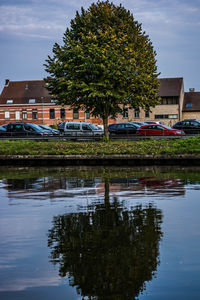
<box><xmin>61</xmin><ymin>121</ymin><xmax>104</xmax><ymax>138</ymax></box>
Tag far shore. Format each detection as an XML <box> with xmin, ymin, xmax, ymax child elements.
<box><xmin>0</xmin><ymin>153</ymin><xmax>199</xmax><ymax>167</ymax></box>
<box><xmin>0</xmin><ymin>136</ymin><xmax>200</xmax><ymax>166</ymax></box>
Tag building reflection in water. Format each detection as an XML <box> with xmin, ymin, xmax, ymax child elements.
<box><xmin>4</xmin><ymin>173</ymin><xmax>185</xmax><ymax>203</ymax></box>
<box><xmin>47</xmin><ymin>180</ymin><xmax>163</xmax><ymax>300</ymax></box>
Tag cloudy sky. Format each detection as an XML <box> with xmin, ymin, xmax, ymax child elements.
<box><xmin>0</xmin><ymin>0</ymin><xmax>200</xmax><ymax>92</ymax></box>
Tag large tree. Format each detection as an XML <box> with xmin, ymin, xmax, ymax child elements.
<box><xmin>44</xmin><ymin>1</ymin><xmax>160</xmax><ymax>138</ymax></box>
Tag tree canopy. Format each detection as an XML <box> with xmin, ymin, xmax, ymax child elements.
<box><xmin>44</xmin><ymin>0</ymin><xmax>160</xmax><ymax>137</ymax></box>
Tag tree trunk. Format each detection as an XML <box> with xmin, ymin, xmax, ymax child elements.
<box><xmin>103</xmin><ymin>116</ymin><xmax>109</xmax><ymax>140</ymax></box>
<box><xmin>104</xmin><ymin>178</ymin><xmax>110</xmax><ymax>209</ymax></box>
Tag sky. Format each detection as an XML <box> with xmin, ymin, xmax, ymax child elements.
<box><xmin>0</xmin><ymin>0</ymin><xmax>200</xmax><ymax>93</ymax></box>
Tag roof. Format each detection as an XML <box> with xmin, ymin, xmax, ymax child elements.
<box><xmin>158</xmin><ymin>77</ymin><xmax>184</xmax><ymax>97</ymax></box>
<box><xmin>182</xmin><ymin>92</ymin><xmax>200</xmax><ymax>112</ymax></box>
<box><xmin>0</xmin><ymin>80</ymin><xmax>51</xmax><ymax>104</ymax></box>
<box><xmin>0</xmin><ymin>77</ymin><xmax>184</xmax><ymax>105</ymax></box>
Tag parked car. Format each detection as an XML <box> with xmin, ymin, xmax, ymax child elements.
<box><xmin>58</xmin><ymin>121</ymin><xmax>65</xmax><ymax>133</ymax></box>
<box><xmin>129</xmin><ymin>121</ymin><xmax>146</xmax><ymax>126</ymax></box>
<box><xmin>136</xmin><ymin>124</ymin><xmax>185</xmax><ymax>136</ymax></box>
<box><xmin>60</xmin><ymin>121</ymin><xmax>104</xmax><ymax>138</ymax></box>
<box><xmin>144</xmin><ymin>121</ymin><xmax>163</xmax><ymax>125</ymax></box>
<box><xmin>38</xmin><ymin>124</ymin><xmax>60</xmax><ymax>135</ymax></box>
<box><xmin>1</xmin><ymin>124</ymin><xmax>8</xmax><ymax>129</ymax></box>
<box><xmin>0</xmin><ymin>122</ymin><xmax>53</xmax><ymax>137</ymax></box>
<box><xmin>0</xmin><ymin>125</ymin><xmax>7</xmax><ymax>132</ymax></box>
<box><xmin>108</xmin><ymin>122</ymin><xmax>140</xmax><ymax>135</ymax></box>
<box><xmin>172</xmin><ymin>120</ymin><xmax>200</xmax><ymax>134</ymax></box>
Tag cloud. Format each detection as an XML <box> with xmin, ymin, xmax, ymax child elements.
<box><xmin>0</xmin><ymin>0</ymin><xmax>200</xmax><ymax>41</ymax></box>
<box><xmin>0</xmin><ymin>274</ymin><xmax>61</xmax><ymax>292</ymax></box>
<box><xmin>0</xmin><ymin>4</ymin><xmax>67</xmax><ymax>40</ymax></box>
<box><xmin>0</xmin><ymin>0</ymin><xmax>200</xmax><ymax>91</ymax></box>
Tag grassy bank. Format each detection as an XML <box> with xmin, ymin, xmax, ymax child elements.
<box><xmin>0</xmin><ymin>137</ymin><xmax>200</xmax><ymax>156</ymax></box>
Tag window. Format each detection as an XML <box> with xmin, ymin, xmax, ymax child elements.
<box><xmin>186</xmin><ymin>103</ymin><xmax>192</xmax><ymax>108</ymax></box>
<box><xmin>66</xmin><ymin>123</ymin><xmax>80</xmax><ymax>130</ymax></box>
<box><xmin>29</xmin><ymin>99</ymin><xmax>36</xmax><ymax>104</ymax></box>
<box><xmin>24</xmin><ymin>124</ymin><xmax>35</xmax><ymax>132</ymax></box>
<box><xmin>156</xmin><ymin>126</ymin><xmax>164</xmax><ymax>130</ymax></box>
<box><xmin>155</xmin><ymin>114</ymin><xmax>168</xmax><ymax>119</ymax></box>
<box><xmin>145</xmin><ymin>111</ymin><xmax>150</xmax><ymax>118</ymax></box>
<box><xmin>12</xmin><ymin>124</ymin><xmax>23</xmax><ymax>132</ymax></box>
<box><xmin>32</xmin><ymin>109</ymin><xmax>38</xmax><ymax>120</ymax></box>
<box><xmin>5</xmin><ymin>111</ymin><xmax>10</xmax><ymax>119</ymax></box>
<box><xmin>73</xmin><ymin>108</ymin><xmax>79</xmax><ymax>119</ymax></box>
<box><xmin>85</xmin><ymin>110</ymin><xmax>90</xmax><ymax>119</ymax></box>
<box><xmin>50</xmin><ymin>109</ymin><xmax>55</xmax><ymax>119</ymax></box>
<box><xmin>168</xmin><ymin>114</ymin><xmax>178</xmax><ymax>119</ymax></box>
<box><xmin>160</xmin><ymin>97</ymin><xmax>179</xmax><ymax>105</ymax></box>
<box><xmin>82</xmin><ymin>124</ymin><xmax>92</xmax><ymax>131</ymax></box>
<box><xmin>123</xmin><ymin>108</ymin><xmax>128</xmax><ymax>118</ymax></box>
<box><xmin>15</xmin><ymin>111</ymin><xmax>20</xmax><ymax>120</ymax></box>
<box><xmin>155</xmin><ymin>114</ymin><xmax>178</xmax><ymax>119</ymax></box>
<box><xmin>190</xmin><ymin>121</ymin><xmax>200</xmax><ymax>126</ymax></box>
<box><xmin>125</xmin><ymin>124</ymin><xmax>135</xmax><ymax>129</ymax></box>
<box><xmin>22</xmin><ymin>110</ymin><xmax>27</xmax><ymax>120</ymax></box>
<box><xmin>6</xmin><ymin>99</ymin><xmax>13</xmax><ymax>104</ymax></box>
<box><xmin>116</xmin><ymin>124</ymin><xmax>124</xmax><ymax>129</ymax></box>
<box><xmin>134</xmin><ymin>109</ymin><xmax>140</xmax><ymax>118</ymax></box>
<box><xmin>60</xmin><ymin>108</ymin><xmax>65</xmax><ymax>119</ymax></box>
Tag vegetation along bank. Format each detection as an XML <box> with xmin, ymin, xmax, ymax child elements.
<box><xmin>0</xmin><ymin>137</ymin><xmax>200</xmax><ymax>166</ymax></box>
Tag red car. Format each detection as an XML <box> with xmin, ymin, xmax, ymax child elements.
<box><xmin>136</xmin><ymin>124</ymin><xmax>185</xmax><ymax>136</ymax></box>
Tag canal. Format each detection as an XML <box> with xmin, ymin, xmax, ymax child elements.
<box><xmin>0</xmin><ymin>166</ymin><xmax>200</xmax><ymax>300</ymax></box>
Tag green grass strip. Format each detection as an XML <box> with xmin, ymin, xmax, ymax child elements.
<box><xmin>0</xmin><ymin>137</ymin><xmax>200</xmax><ymax>156</ymax></box>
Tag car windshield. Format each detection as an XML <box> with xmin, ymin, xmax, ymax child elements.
<box><xmin>28</xmin><ymin>123</ymin><xmax>44</xmax><ymax>132</ymax></box>
<box><xmin>40</xmin><ymin>125</ymin><xmax>51</xmax><ymax>130</ymax></box>
<box><xmin>130</xmin><ymin>122</ymin><xmax>144</xmax><ymax>127</ymax></box>
<box><xmin>131</xmin><ymin>123</ymin><xmax>140</xmax><ymax>128</ymax></box>
<box><xmin>162</xmin><ymin>125</ymin><xmax>175</xmax><ymax>130</ymax></box>
<box><xmin>89</xmin><ymin>124</ymin><xmax>102</xmax><ymax>130</ymax></box>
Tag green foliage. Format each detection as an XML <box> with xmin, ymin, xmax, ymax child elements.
<box><xmin>1</xmin><ymin>137</ymin><xmax>200</xmax><ymax>156</ymax></box>
<box><xmin>44</xmin><ymin>1</ymin><xmax>160</xmax><ymax>137</ymax></box>
<box><xmin>50</xmin><ymin>124</ymin><xmax>58</xmax><ymax>129</ymax></box>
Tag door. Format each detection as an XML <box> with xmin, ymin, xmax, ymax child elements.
<box><xmin>124</xmin><ymin>124</ymin><xmax>138</xmax><ymax>134</ymax></box>
<box><xmin>81</xmin><ymin>124</ymin><xmax>93</xmax><ymax>137</ymax></box>
<box><xmin>152</xmin><ymin>125</ymin><xmax>165</xmax><ymax>135</ymax></box>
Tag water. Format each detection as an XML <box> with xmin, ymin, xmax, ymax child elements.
<box><xmin>0</xmin><ymin>166</ymin><xmax>200</xmax><ymax>300</ymax></box>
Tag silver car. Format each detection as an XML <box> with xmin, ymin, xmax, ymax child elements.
<box><xmin>61</xmin><ymin>121</ymin><xmax>104</xmax><ymax>138</ymax></box>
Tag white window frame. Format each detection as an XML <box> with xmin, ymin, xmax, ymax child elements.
<box><xmin>22</xmin><ymin>110</ymin><xmax>27</xmax><ymax>120</ymax></box>
<box><xmin>5</xmin><ymin>111</ymin><xmax>10</xmax><ymax>120</ymax></box>
<box><xmin>134</xmin><ymin>109</ymin><xmax>140</xmax><ymax>118</ymax></box>
<box><xmin>29</xmin><ymin>99</ymin><xmax>36</xmax><ymax>104</ymax></box>
<box><xmin>123</xmin><ymin>108</ymin><xmax>128</xmax><ymax>118</ymax></box>
<box><xmin>85</xmin><ymin>110</ymin><xmax>90</xmax><ymax>119</ymax></box>
<box><xmin>169</xmin><ymin>114</ymin><xmax>178</xmax><ymax>119</ymax></box>
<box><xmin>6</xmin><ymin>99</ymin><xmax>13</xmax><ymax>104</ymax></box>
<box><xmin>15</xmin><ymin>111</ymin><xmax>20</xmax><ymax>120</ymax></box>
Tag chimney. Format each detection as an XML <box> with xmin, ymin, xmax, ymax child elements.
<box><xmin>189</xmin><ymin>88</ymin><xmax>195</xmax><ymax>92</ymax></box>
<box><xmin>5</xmin><ymin>79</ymin><xmax>9</xmax><ymax>86</ymax></box>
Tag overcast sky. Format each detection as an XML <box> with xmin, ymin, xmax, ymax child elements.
<box><xmin>0</xmin><ymin>0</ymin><xmax>200</xmax><ymax>92</ymax></box>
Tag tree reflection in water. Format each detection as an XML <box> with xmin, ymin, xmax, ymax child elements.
<box><xmin>48</xmin><ymin>180</ymin><xmax>163</xmax><ymax>300</ymax></box>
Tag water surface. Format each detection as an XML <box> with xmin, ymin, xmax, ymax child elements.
<box><xmin>0</xmin><ymin>166</ymin><xmax>200</xmax><ymax>299</ymax></box>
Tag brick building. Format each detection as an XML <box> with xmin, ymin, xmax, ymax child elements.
<box><xmin>0</xmin><ymin>78</ymin><xmax>199</xmax><ymax>126</ymax></box>
<box><xmin>182</xmin><ymin>89</ymin><xmax>200</xmax><ymax>120</ymax></box>
<box><xmin>119</xmin><ymin>77</ymin><xmax>184</xmax><ymax>126</ymax></box>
